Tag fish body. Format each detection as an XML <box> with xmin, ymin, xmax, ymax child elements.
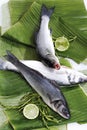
<box><xmin>35</xmin><ymin>5</ymin><xmax>60</xmax><ymax>69</ymax></box>
<box><xmin>5</xmin><ymin>51</ymin><xmax>70</xmax><ymax>119</ymax></box>
<box><xmin>0</xmin><ymin>59</ymin><xmax>87</xmax><ymax>87</ymax></box>
<box><xmin>0</xmin><ymin>59</ymin><xmax>87</xmax><ymax>86</ymax></box>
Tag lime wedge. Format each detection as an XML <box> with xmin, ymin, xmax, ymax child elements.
<box><xmin>23</xmin><ymin>104</ymin><xmax>39</xmax><ymax>119</ymax></box>
<box><xmin>55</xmin><ymin>36</ymin><xmax>69</xmax><ymax>52</ymax></box>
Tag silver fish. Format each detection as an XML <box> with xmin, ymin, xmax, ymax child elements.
<box><xmin>35</xmin><ymin>5</ymin><xmax>60</xmax><ymax>69</ymax></box>
<box><xmin>4</xmin><ymin>51</ymin><xmax>70</xmax><ymax>119</ymax></box>
<box><xmin>0</xmin><ymin>59</ymin><xmax>87</xmax><ymax>86</ymax></box>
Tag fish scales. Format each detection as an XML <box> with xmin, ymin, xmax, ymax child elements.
<box><xmin>4</xmin><ymin>50</ymin><xmax>70</xmax><ymax>119</ymax></box>
<box><xmin>0</xmin><ymin>59</ymin><xmax>87</xmax><ymax>86</ymax></box>
<box><xmin>35</xmin><ymin>5</ymin><xmax>60</xmax><ymax>69</ymax></box>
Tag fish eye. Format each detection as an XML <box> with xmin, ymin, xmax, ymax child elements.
<box><xmin>62</xmin><ymin>108</ymin><xmax>67</xmax><ymax>113</ymax></box>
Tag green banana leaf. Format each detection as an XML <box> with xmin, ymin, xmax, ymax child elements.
<box><xmin>3</xmin><ymin>86</ymin><xmax>87</xmax><ymax>130</ymax></box>
<box><xmin>1</xmin><ymin>0</ymin><xmax>35</xmax><ymax>34</ymax></box>
<box><xmin>34</xmin><ymin>125</ymin><xmax>67</xmax><ymax>130</ymax></box>
<box><xmin>0</xmin><ymin>0</ymin><xmax>87</xmax><ymax>129</ymax></box>
<box><xmin>79</xmin><ymin>58</ymin><xmax>87</xmax><ymax>96</ymax></box>
<box><xmin>32</xmin><ymin>125</ymin><xmax>66</xmax><ymax>130</ymax></box>
<box><xmin>0</xmin><ymin>104</ymin><xmax>14</xmax><ymax>130</ymax></box>
<box><xmin>2</xmin><ymin>0</ymin><xmax>87</xmax><ymax>62</ymax></box>
<box><xmin>0</xmin><ymin>3</ymin><xmax>67</xmax><ymax>129</ymax></box>
<box><xmin>0</xmin><ymin>105</ymin><xmax>7</xmax><ymax>126</ymax></box>
<box><xmin>0</xmin><ymin>122</ymin><xmax>14</xmax><ymax>130</ymax></box>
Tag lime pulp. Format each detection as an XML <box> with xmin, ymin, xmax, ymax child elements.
<box><xmin>55</xmin><ymin>36</ymin><xmax>70</xmax><ymax>52</ymax></box>
<box><xmin>23</xmin><ymin>104</ymin><xmax>39</xmax><ymax>119</ymax></box>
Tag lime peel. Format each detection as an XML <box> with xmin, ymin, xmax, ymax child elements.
<box><xmin>23</xmin><ymin>104</ymin><xmax>39</xmax><ymax>119</ymax></box>
<box><xmin>55</xmin><ymin>36</ymin><xmax>70</xmax><ymax>52</ymax></box>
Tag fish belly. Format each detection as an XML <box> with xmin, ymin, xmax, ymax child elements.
<box><xmin>37</xmin><ymin>30</ymin><xmax>55</xmax><ymax>56</ymax></box>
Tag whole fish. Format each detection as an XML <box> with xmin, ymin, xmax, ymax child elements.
<box><xmin>0</xmin><ymin>59</ymin><xmax>87</xmax><ymax>86</ymax></box>
<box><xmin>4</xmin><ymin>51</ymin><xmax>70</xmax><ymax>119</ymax></box>
<box><xmin>35</xmin><ymin>5</ymin><xmax>60</xmax><ymax>69</ymax></box>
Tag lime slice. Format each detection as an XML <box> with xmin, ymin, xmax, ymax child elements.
<box><xmin>55</xmin><ymin>36</ymin><xmax>69</xmax><ymax>52</ymax></box>
<box><xmin>23</xmin><ymin>104</ymin><xmax>39</xmax><ymax>119</ymax></box>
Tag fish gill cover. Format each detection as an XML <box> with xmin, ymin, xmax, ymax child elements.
<box><xmin>0</xmin><ymin>0</ymin><xmax>87</xmax><ymax>130</ymax></box>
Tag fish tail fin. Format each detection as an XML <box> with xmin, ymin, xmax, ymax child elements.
<box><xmin>41</xmin><ymin>5</ymin><xmax>55</xmax><ymax>18</ymax></box>
<box><xmin>5</xmin><ymin>50</ymin><xmax>19</xmax><ymax>66</ymax></box>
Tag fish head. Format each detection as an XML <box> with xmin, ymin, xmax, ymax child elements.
<box><xmin>52</xmin><ymin>100</ymin><xmax>70</xmax><ymax>119</ymax></box>
<box><xmin>50</xmin><ymin>57</ymin><xmax>60</xmax><ymax>70</ymax></box>
<box><xmin>46</xmin><ymin>54</ymin><xmax>60</xmax><ymax>69</ymax></box>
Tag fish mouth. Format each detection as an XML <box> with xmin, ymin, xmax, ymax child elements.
<box><xmin>62</xmin><ymin>107</ymin><xmax>70</xmax><ymax>119</ymax></box>
<box><xmin>53</xmin><ymin>63</ymin><xmax>60</xmax><ymax>70</ymax></box>
<box><xmin>57</xmin><ymin>106</ymin><xmax>70</xmax><ymax>119</ymax></box>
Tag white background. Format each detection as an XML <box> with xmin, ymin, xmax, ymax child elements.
<box><xmin>0</xmin><ymin>0</ymin><xmax>87</xmax><ymax>130</ymax></box>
